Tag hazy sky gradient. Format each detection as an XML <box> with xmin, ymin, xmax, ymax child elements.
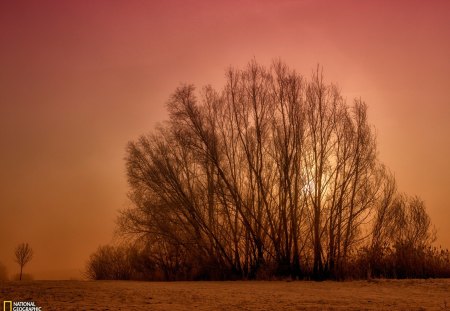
<box><xmin>1</xmin><ymin>0</ymin><xmax>449</xmax><ymax>279</ymax></box>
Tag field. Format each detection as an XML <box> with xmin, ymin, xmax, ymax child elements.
<box><xmin>1</xmin><ymin>279</ymin><xmax>450</xmax><ymax>310</ymax></box>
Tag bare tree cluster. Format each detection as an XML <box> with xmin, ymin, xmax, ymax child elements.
<box><xmin>108</xmin><ymin>60</ymin><xmax>442</xmax><ymax>280</ymax></box>
<box><xmin>362</xmin><ymin>195</ymin><xmax>449</xmax><ymax>279</ymax></box>
<box><xmin>85</xmin><ymin>245</ymin><xmax>134</xmax><ymax>280</ymax></box>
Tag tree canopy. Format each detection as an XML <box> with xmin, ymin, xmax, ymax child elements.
<box><xmin>92</xmin><ymin>60</ymin><xmax>447</xmax><ymax>281</ymax></box>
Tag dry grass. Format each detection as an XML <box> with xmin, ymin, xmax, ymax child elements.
<box><xmin>1</xmin><ymin>279</ymin><xmax>449</xmax><ymax>310</ymax></box>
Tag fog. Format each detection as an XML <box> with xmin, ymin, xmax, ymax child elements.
<box><xmin>1</xmin><ymin>0</ymin><xmax>449</xmax><ymax>279</ymax></box>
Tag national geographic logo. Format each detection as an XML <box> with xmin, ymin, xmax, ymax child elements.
<box><xmin>3</xmin><ymin>301</ymin><xmax>42</xmax><ymax>311</ymax></box>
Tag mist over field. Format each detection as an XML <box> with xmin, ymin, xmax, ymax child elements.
<box><xmin>1</xmin><ymin>0</ymin><xmax>450</xmax><ymax>309</ymax></box>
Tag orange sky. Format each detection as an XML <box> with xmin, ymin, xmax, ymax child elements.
<box><xmin>1</xmin><ymin>0</ymin><xmax>449</xmax><ymax>280</ymax></box>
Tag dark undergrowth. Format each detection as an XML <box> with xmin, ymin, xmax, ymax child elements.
<box><xmin>86</xmin><ymin>243</ymin><xmax>450</xmax><ymax>281</ymax></box>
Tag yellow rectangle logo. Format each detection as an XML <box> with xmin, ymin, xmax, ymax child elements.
<box><xmin>3</xmin><ymin>301</ymin><xmax>12</xmax><ymax>311</ymax></box>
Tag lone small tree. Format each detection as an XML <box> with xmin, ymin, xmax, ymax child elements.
<box><xmin>15</xmin><ymin>242</ymin><xmax>33</xmax><ymax>280</ymax></box>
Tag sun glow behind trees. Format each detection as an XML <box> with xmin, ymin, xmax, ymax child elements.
<box><xmin>106</xmin><ymin>60</ymin><xmax>444</xmax><ymax>281</ymax></box>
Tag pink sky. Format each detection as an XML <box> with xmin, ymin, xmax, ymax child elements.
<box><xmin>1</xmin><ymin>0</ymin><xmax>449</xmax><ymax>279</ymax></box>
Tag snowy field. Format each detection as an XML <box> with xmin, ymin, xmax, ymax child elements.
<box><xmin>1</xmin><ymin>279</ymin><xmax>449</xmax><ymax>310</ymax></box>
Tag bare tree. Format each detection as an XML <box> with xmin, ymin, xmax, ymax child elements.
<box><xmin>15</xmin><ymin>242</ymin><xmax>33</xmax><ymax>281</ymax></box>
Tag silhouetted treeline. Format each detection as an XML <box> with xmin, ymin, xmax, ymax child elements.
<box><xmin>87</xmin><ymin>60</ymin><xmax>449</xmax><ymax>280</ymax></box>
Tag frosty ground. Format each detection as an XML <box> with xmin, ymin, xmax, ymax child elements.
<box><xmin>1</xmin><ymin>279</ymin><xmax>449</xmax><ymax>310</ymax></box>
